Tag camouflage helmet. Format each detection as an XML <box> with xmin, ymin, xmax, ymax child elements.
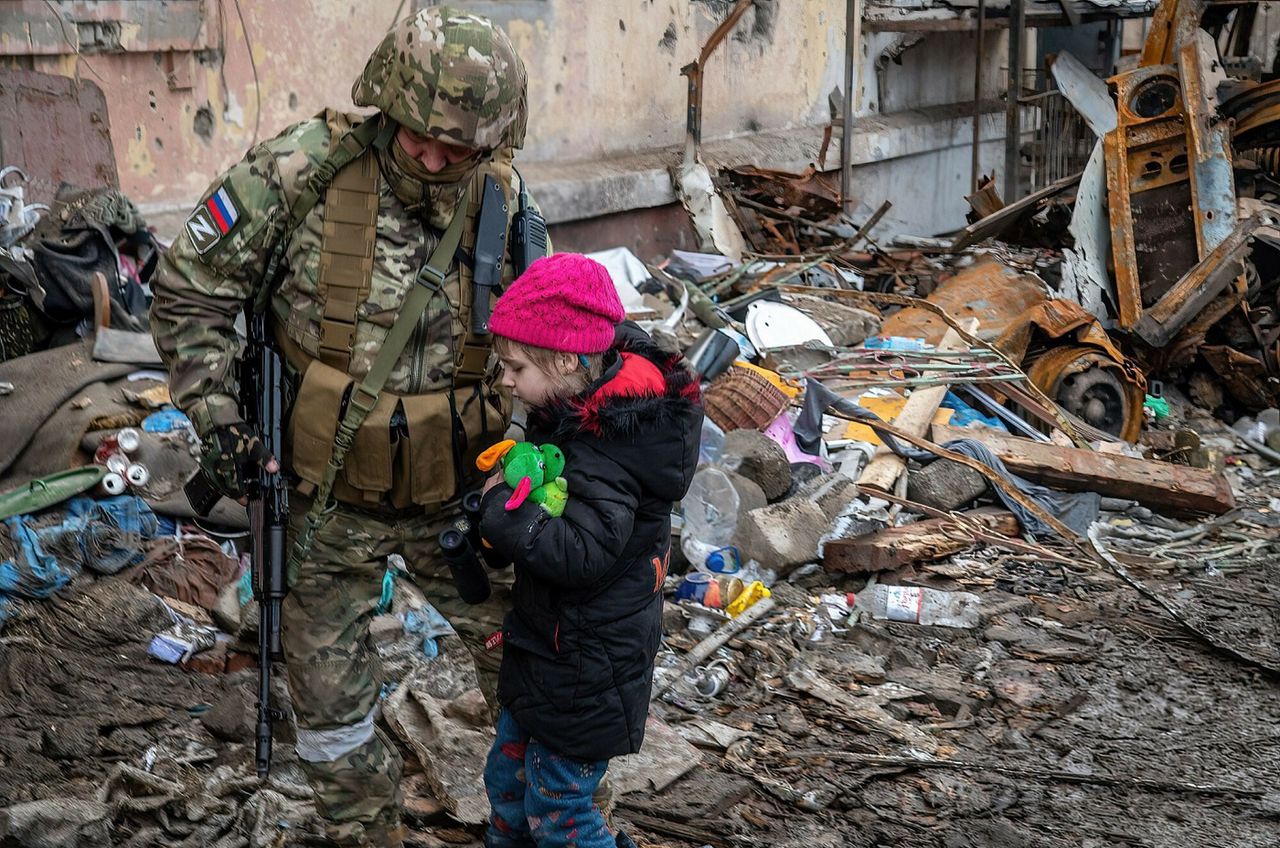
<box><xmin>352</xmin><ymin>5</ymin><xmax>528</xmax><ymax>151</ymax></box>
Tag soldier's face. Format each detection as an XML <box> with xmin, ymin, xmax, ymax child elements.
<box><xmin>499</xmin><ymin>348</ymin><xmax>577</xmax><ymax>407</ymax></box>
<box><xmin>395</xmin><ymin>127</ymin><xmax>478</xmax><ymax>173</ymax></box>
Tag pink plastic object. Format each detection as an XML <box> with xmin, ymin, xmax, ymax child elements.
<box><xmin>703</xmin><ymin>579</ymin><xmax>723</xmax><ymax>609</ymax></box>
<box><xmin>763</xmin><ymin>411</ymin><xmax>831</xmax><ymax>471</ymax></box>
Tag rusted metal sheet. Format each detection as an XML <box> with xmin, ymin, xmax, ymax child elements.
<box><xmin>1132</xmin><ymin>183</ymin><xmax>1200</xmax><ymax>306</ymax></box>
<box><xmin>1200</xmin><ymin>345</ymin><xmax>1273</xmax><ymax>409</ymax></box>
<box><xmin>996</xmin><ymin>298</ymin><xmax>1131</xmax><ymax>364</ymax></box>
<box><xmin>1105</xmin><ymin>28</ymin><xmax>1244</xmax><ymax>342</ymax></box>
<box><xmin>1140</xmin><ymin>0</ymin><xmax>1206</xmax><ymax>67</ymax></box>
<box><xmin>879</xmin><ymin>257</ymin><xmax>1049</xmax><ymax>343</ymax></box>
<box><xmin>1179</xmin><ymin>31</ymin><xmax>1236</xmax><ymax>255</ymax></box>
<box><xmin>995</xmin><ymin>298</ymin><xmax>1147</xmax><ymax>441</ymax></box>
<box><xmin>1105</xmin><ymin>65</ymin><xmax>1197</xmax><ymax>327</ymax></box>
<box><xmin>880</xmin><ymin>258</ymin><xmax>1146</xmax><ymax>440</ymax></box>
<box><xmin>1050</xmin><ymin>50</ymin><xmax>1117</xmax><ymax>137</ymax></box>
<box><xmin>0</xmin><ymin>69</ymin><xmax>117</xmax><ymax>204</ymax></box>
<box><xmin>1134</xmin><ymin>208</ymin><xmax>1279</xmax><ymax>348</ymax></box>
<box><xmin>1061</xmin><ymin>141</ymin><xmax>1113</xmax><ymax>317</ymax></box>
<box><xmin>1157</xmin><ymin>274</ymin><xmax>1250</xmax><ymax>372</ymax></box>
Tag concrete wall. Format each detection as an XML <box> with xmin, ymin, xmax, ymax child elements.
<box><xmin>5</xmin><ymin>3</ymin><xmax>840</xmax><ymax>209</ymax></box>
<box><xmin>494</xmin><ymin>0</ymin><xmax>845</xmax><ymax>160</ymax></box>
<box><xmin>3</xmin><ymin>1</ymin><xmax>1022</xmax><ymax>249</ymax></box>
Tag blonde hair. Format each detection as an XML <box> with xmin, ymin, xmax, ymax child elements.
<box><xmin>495</xmin><ymin>336</ymin><xmax>607</xmax><ymax>400</ymax></box>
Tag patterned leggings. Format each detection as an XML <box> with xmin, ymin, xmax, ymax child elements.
<box><xmin>483</xmin><ymin>710</ymin><xmax>613</xmax><ymax>848</ymax></box>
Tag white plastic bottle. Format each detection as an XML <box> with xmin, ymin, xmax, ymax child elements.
<box><xmin>856</xmin><ymin>584</ymin><xmax>981</xmax><ymax>629</ymax></box>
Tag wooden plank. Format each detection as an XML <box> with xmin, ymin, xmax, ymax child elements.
<box><xmin>824</xmin><ymin>507</ymin><xmax>1019</xmax><ymax>573</ymax></box>
<box><xmin>858</xmin><ymin>319</ymin><xmax>978</xmax><ymax>493</ymax></box>
<box><xmin>931</xmin><ymin>423</ymin><xmax>1236</xmax><ymax>517</ymax></box>
<box><xmin>615</xmin><ymin>809</ymin><xmax>732</xmax><ymax>848</ymax></box>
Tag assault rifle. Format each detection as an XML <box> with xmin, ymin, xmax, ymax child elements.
<box><xmin>184</xmin><ymin>308</ymin><xmax>288</xmax><ymax>778</ymax></box>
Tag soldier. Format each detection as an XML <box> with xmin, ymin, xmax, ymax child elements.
<box><xmin>151</xmin><ymin>7</ymin><xmax>536</xmax><ymax>846</ymax></box>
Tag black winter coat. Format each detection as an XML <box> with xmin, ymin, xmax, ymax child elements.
<box><xmin>479</xmin><ymin>325</ymin><xmax>702</xmax><ymax>761</ymax></box>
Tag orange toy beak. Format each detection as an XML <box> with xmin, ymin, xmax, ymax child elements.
<box><xmin>477</xmin><ymin>439</ymin><xmax>517</xmax><ymax>473</ymax></box>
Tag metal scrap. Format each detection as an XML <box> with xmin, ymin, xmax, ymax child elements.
<box><xmin>879</xmin><ymin>258</ymin><xmax>1147</xmax><ymax>439</ymax></box>
<box><xmin>673</xmin><ymin>0</ymin><xmax>752</xmax><ymax>261</ymax></box>
<box><xmin>929</xmin><ymin>1</ymin><xmax>1280</xmax><ymax>416</ymax></box>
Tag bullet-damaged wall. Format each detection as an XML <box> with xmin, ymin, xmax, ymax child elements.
<box><xmin>4</xmin><ymin>2</ymin><xmax>846</xmax><ymax>218</ymax></box>
<box><xmin>1</xmin><ymin>1</ymin><xmax>1026</xmax><ymax>246</ymax></box>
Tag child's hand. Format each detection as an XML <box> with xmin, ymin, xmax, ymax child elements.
<box><xmin>482</xmin><ymin>472</ymin><xmax>502</xmax><ymax>495</ymax></box>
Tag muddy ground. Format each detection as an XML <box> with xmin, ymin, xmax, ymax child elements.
<box><xmin>1</xmin><ymin>467</ymin><xmax>1278</xmax><ymax>847</ymax></box>
<box><xmin>619</xmin><ymin>559</ymin><xmax>1280</xmax><ymax>848</ymax></box>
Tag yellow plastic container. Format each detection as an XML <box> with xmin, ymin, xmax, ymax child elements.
<box><xmin>726</xmin><ymin>581</ymin><xmax>771</xmax><ymax>617</ymax></box>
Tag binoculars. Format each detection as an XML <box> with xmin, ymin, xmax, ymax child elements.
<box><xmin>440</xmin><ymin>489</ymin><xmax>510</xmax><ymax>604</ymax></box>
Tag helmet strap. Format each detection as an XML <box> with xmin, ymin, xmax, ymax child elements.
<box><xmin>372</xmin><ymin>115</ymin><xmax>398</xmax><ymax>150</ymax></box>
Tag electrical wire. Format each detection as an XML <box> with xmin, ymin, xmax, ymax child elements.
<box><xmin>41</xmin><ymin>0</ymin><xmax>103</xmax><ymax>82</ymax></box>
<box><xmin>388</xmin><ymin>0</ymin><xmax>409</xmax><ymax>33</ymax></box>
<box><xmin>216</xmin><ymin>0</ymin><xmax>230</xmax><ymax>111</ymax></box>
<box><xmin>231</xmin><ymin>0</ymin><xmax>262</xmax><ymax>145</ymax></box>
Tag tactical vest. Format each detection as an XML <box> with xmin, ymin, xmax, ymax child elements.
<box><xmin>275</xmin><ymin>114</ymin><xmax>517</xmax><ymax>513</ymax></box>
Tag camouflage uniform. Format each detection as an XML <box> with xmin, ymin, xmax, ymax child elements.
<box><xmin>151</xmin><ymin>8</ymin><xmax>529</xmax><ymax>846</ymax></box>
<box><xmin>281</xmin><ymin>498</ymin><xmax>510</xmax><ymax>845</ymax></box>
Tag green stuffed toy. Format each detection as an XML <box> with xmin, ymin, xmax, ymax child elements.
<box><xmin>477</xmin><ymin>439</ymin><xmax>570</xmax><ymax>517</ymax></box>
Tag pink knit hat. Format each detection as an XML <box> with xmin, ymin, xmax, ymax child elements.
<box><xmin>488</xmin><ymin>253</ymin><xmax>625</xmax><ymax>354</ymax></box>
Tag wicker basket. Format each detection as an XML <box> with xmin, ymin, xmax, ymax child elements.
<box><xmin>703</xmin><ymin>365</ymin><xmax>790</xmax><ymax>432</ymax></box>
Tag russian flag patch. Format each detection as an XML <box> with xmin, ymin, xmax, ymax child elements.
<box><xmin>185</xmin><ymin>183</ymin><xmax>243</xmax><ymax>255</ymax></box>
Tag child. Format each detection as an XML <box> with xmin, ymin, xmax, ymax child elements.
<box><xmin>478</xmin><ymin>253</ymin><xmax>702</xmax><ymax>848</ymax></box>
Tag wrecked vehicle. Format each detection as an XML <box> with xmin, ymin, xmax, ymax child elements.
<box><xmin>999</xmin><ymin>0</ymin><xmax>1280</xmax><ymax>421</ymax></box>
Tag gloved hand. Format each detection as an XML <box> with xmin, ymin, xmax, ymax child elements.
<box><xmin>197</xmin><ymin>420</ymin><xmax>278</xmax><ymax>500</ymax></box>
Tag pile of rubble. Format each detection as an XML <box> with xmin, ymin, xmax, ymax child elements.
<box><xmin>600</xmin><ymin>8</ymin><xmax>1280</xmax><ymax>843</ymax></box>
<box><xmin>0</xmin><ymin>257</ymin><xmax>1276</xmax><ymax>846</ymax></box>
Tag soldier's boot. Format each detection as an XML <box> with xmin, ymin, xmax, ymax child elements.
<box><xmin>300</xmin><ymin>727</ymin><xmax>405</xmax><ymax>848</ymax></box>
<box><xmin>324</xmin><ymin>817</ymin><xmax>405</xmax><ymax>848</ymax></box>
